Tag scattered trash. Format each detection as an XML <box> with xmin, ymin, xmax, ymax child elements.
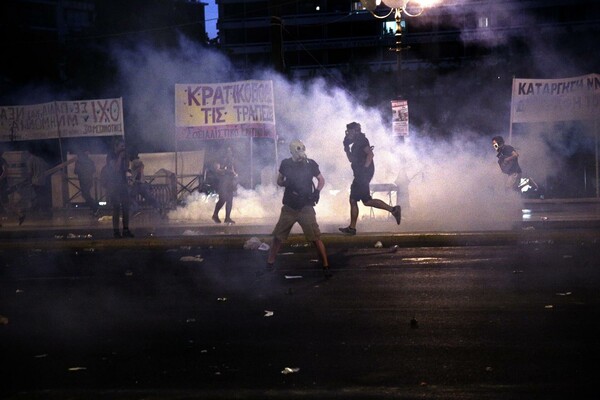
<box><xmin>556</xmin><ymin>292</ymin><xmax>572</xmax><ymax>296</ymax></box>
<box><xmin>244</xmin><ymin>237</ymin><xmax>263</xmax><ymax>250</ymax></box>
<box><xmin>309</xmin><ymin>259</ymin><xmax>319</xmax><ymax>263</ymax></box>
<box><xmin>541</xmin><ymin>216</ymin><xmax>548</xmax><ymax>221</ymax></box>
<box><xmin>290</xmin><ymin>243</ymin><xmax>309</xmax><ymax>248</ymax></box>
<box><xmin>15</xmin><ymin>289</ymin><xmax>24</xmax><ymax>294</ymax></box>
<box><xmin>512</xmin><ymin>270</ymin><xmax>524</xmax><ymax>274</ymax></box>
<box><xmin>485</xmin><ymin>366</ymin><xmax>494</xmax><ymax>372</ymax></box>
<box><xmin>544</xmin><ymin>305</ymin><xmax>554</xmax><ymax>309</ymax></box>
<box><xmin>391</xmin><ymin>245</ymin><xmax>399</xmax><ymax>252</ymax></box>
<box><xmin>186</xmin><ymin>318</ymin><xmax>196</xmax><ymax>323</ymax></box>
<box><xmin>285</xmin><ymin>275</ymin><xmax>303</xmax><ymax>279</ymax></box>
<box><xmin>264</xmin><ymin>310</ymin><xmax>274</xmax><ymax>317</ymax></box>
<box><xmin>217</xmin><ymin>297</ymin><xmax>228</xmax><ymax>302</ymax></box>
<box><xmin>179</xmin><ymin>255</ymin><xmax>204</xmax><ymax>262</ymax></box>
<box><xmin>0</xmin><ymin>315</ymin><xmax>8</xmax><ymax>325</ymax></box>
<box><xmin>281</xmin><ymin>367</ymin><xmax>300</xmax><ymax>375</ymax></box>
<box><xmin>419</xmin><ymin>382</ymin><xmax>428</xmax><ymax>386</ymax></box>
<box><xmin>374</xmin><ymin>241</ymin><xmax>383</xmax><ymax>248</ymax></box>
<box><xmin>33</xmin><ymin>354</ymin><xmax>48</xmax><ymax>358</ymax></box>
<box><xmin>66</xmin><ymin>233</ymin><xmax>93</xmax><ymax>239</ymax></box>
<box><xmin>258</xmin><ymin>243</ymin><xmax>270</xmax><ymax>251</ymax></box>
<box><xmin>124</xmin><ymin>270</ymin><xmax>134</xmax><ymax>276</ymax></box>
<box><xmin>68</xmin><ymin>367</ymin><xmax>87</xmax><ymax>371</ymax></box>
<box><xmin>280</xmin><ymin>252</ymin><xmax>294</xmax><ymax>256</ymax></box>
<box><xmin>83</xmin><ymin>248</ymin><xmax>95</xmax><ymax>252</ymax></box>
<box><xmin>182</xmin><ymin>230</ymin><xmax>201</xmax><ymax>236</ymax></box>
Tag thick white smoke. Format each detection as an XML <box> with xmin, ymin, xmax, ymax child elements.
<box><xmin>107</xmin><ymin>36</ymin><xmax>524</xmax><ymax>232</ymax></box>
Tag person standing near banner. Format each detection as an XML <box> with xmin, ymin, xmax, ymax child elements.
<box><xmin>74</xmin><ymin>148</ymin><xmax>99</xmax><ymax>216</ymax></box>
<box><xmin>339</xmin><ymin>122</ymin><xmax>401</xmax><ymax>235</ymax></box>
<box><xmin>26</xmin><ymin>149</ymin><xmax>52</xmax><ymax>219</ymax></box>
<box><xmin>492</xmin><ymin>135</ymin><xmax>522</xmax><ymax>193</ymax></box>
<box><xmin>0</xmin><ymin>151</ymin><xmax>8</xmax><ymax>217</ymax></box>
<box><xmin>105</xmin><ymin>138</ymin><xmax>133</xmax><ymax>238</ymax></box>
<box><xmin>211</xmin><ymin>146</ymin><xmax>238</xmax><ymax>224</ymax></box>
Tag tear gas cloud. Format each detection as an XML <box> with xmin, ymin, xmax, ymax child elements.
<box><xmin>107</xmin><ymin>36</ymin><xmax>532</xmax><ymax>232</ymax></box>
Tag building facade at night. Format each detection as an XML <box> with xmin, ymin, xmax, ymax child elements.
<box><xmin>216</xmin><ymin>0</ymin><xmax>600</xmax><ymax>77</ymax></box>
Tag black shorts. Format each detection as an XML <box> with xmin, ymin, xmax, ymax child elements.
<box><xmin>350</xmin><ymin>174</ymin><xmax>373</xmax><ymax>203</ymax></box>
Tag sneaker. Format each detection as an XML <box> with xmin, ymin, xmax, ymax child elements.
<box><xmin>392</xmin><ymin>205</ymin><xmax>402</xmax><ymax>225</ymax></box>
<box><xmin>339</xmin><ymin>226</ymin><xmax>356</xmax><ymax>235</ymax></box>
<box><xmin>212</xmin><ymin>215</ymin><xmax>221</xmax><ymax>224</ymax></box>
<box><xmin>224</xmin><ymin>218</ymin><xmax>236</xmax><ymax>224</ymax></box>
<box><xmin>122</xmin><ymin>229</ymin><xmax>134</xmax><ymax>238</ymax></box>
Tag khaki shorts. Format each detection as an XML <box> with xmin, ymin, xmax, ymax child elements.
<box><xmin>272</xmin><ymin>205</ymin><xmax>321</xmax><ymax>242</ymax></box>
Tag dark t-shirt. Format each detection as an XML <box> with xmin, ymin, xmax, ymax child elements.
<box><xmin>349</xmin><ymin>134</ymin><xmax>375</xmax><ymax>178</ymax></box>
<box><xmin>497</xmin><ymin>144</ymin><xmax>522</xmax><ymax>175</ymax></box>
<box><xmin>279</xmin><ymin>157</ymin><xmax>320</xmax><ymax>210</ymax></box>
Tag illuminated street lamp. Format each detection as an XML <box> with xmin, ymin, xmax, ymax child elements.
<box><xmin>360</xmin><ymin>1</ymin><xmax>441</xmax><ymax>140</ymax></box>
<box><xmin>360</xmin><ymin>1</ymin><xmax>441</xmax><ymax>56</ymax></box>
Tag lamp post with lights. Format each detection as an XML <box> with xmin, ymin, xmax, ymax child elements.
<box><xmin>360</xmin><ymin>1</ymin><xmax>441</xmax><ymax>140</ymax></box>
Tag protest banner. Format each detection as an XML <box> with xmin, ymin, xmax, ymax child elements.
<box><xmin>510</xmin><ymin>73</ymin><xmax>600</xmax><ymax>123</ymax></box>
<box><xmin>175</xmin><ymin>80</ymin><xmax>276</xmax><ymax>140</ymax></box>
<box><xmin>0</xmin><ymin>98</ymin><xmax>124</xmax><ymax>141</ymax></box>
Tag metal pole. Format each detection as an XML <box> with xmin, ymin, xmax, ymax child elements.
<box><xmin>594</xmin><ymin>120</ymin><xmax>600</xmax><ymax>198</ymax></box>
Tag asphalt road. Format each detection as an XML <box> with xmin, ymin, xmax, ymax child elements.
<box><xmin>1</xmin><ymin>234</ymin><xmax>599</xmax><ymax>399</ymax></box>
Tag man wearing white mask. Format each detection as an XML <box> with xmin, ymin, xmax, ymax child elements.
<box><xmin>267</xmin><ymin>139</ymin><xmax>331</xmax><ymax>277</ymax></box>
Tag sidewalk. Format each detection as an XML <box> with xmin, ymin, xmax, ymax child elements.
<box><xmin>1</xmin><ymin>199</ymin><xmax>600</xmax><ymax>250</ymax></box>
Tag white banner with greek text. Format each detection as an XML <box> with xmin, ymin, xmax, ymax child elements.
<box><xmin>0</xmin><ymin>97</ymin><xmax>124</xmax><ymax>141</ymax></box>
<box><xmin>175</xmin><ymin>80</ymin><xmax>276</xmax><ymax>140</ymax></box>
<box><xmin>510</xmin><ymin>74</ymin><xmax>600</xmax><ymax>123</ymax></box>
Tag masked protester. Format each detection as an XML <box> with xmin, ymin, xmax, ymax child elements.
<box><xmin>339</xmin><ymin>122</ymin><xmax>401</xmax><ymax>235</ymax></box>
<box><xmin>492</xmin><ymin>135</ymin><xmax>522</xmax><ymax>192</ymax></box>
<box><xmin>267</xmin><ymin>139</ymin><xmax>331</xmax><ymax>277</ymax></box>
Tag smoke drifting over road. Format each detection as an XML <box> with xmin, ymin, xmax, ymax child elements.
<box><xmin>104</xmin><ymin>34</ymin><xmax>528</xmax><ymax>232</ymax></box>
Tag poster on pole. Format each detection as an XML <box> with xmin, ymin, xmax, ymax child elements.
<box><xmin>510</xmin><ymin>73</ymin><xmax>600</xmax><ymax>123</ymax></box>
<box><xmin>0</xmin><ymin>97</ymin><xmax>124</xmax><ymax>141</ymax></box>
<box><xmin>175</xmin><ymin>80</ymin><xmax>276</xmax><ymax>140</ymax></box>
<box><xmin>391</xmin><ymin>99</ymin><xmax>409</xmax><ymax>137</ymax></box>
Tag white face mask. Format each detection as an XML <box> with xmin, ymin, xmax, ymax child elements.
<box><xmin>493</xmin><ymin>142</ymin><xmax>500</xmax><ymax>151</ymax></box>
<box><xmin>289</xmin><ymin>140</ymin><xmax>307</xmax><ymax>161</ymax></box>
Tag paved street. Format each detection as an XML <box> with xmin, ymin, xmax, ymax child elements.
<box><xmin>1</xmin><ymin>215</ymin><xmax>599</xmax><ymax>399</ymax></box>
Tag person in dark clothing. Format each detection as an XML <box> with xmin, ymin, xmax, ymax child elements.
<box><xmin>267</xmin><ymin>139</ymin><xmax>330</xmax><ymax>277</ymax></box>
<box><xmin>339</xmin><ymin>122</ymin><xmax>401</xmax><ymax>235</ymax></box>
<box><xmin>74</xmin><ymin>149</ymin><xmax>99</xmax><ymax>215</ymax></box>
<box><xmin>105</xmin><ymin>138</ymin><xmax>133</xmax><ymax>238</ymax></box>
<box><xmin>0</xmin><ymin>153</ymin><xmax>8</xmax><ymax>216</ymax></box>
<box><xmin>26</xmin><ymin>150</ymin><xmax>51</xmax><ymax>218</ymax></box>
<box><xmin>492</xmin><ymin>135</ymin><xmax>522</xmax><ymax>192</ymax></box>
<box><xmin>211</xmin><ymin>146</ymin><xmax>238</xmax><ymax>224</ymax></box>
